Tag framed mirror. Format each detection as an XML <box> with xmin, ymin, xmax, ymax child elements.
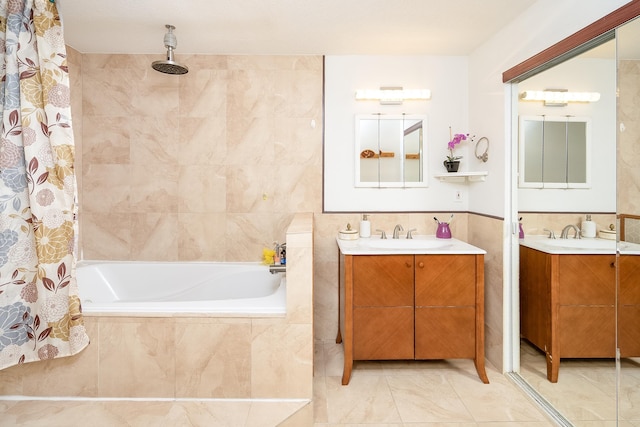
<box><xmin>504</xmin><ymin>2</ymin><xmax>640</xmax><ymax>425</ymax></box>
<box><xmin>518</xmin><ymin>115</ymin><xmax>591</xmax><ymax>188</ymax></box>
<box><xmin>355</xmin><ymin>114</ymin><xmax>427</xmax><ymax>187</ymax></box>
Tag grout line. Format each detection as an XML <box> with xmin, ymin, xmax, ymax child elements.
<box><xmin>0</xmin><ymin>396</ymin><xmax>310</xmax><ymax>403</ymax></box>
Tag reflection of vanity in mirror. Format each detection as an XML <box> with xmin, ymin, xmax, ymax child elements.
<box><xmin>355</xmin><ymin>114</ymin><xmax>427</xmax><ymax>187</ymax></box>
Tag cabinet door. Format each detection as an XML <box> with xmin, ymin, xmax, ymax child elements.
<box><xmin>558</xmin><ymin>254</ymin><xmax>615</xmax><ymax>305</ymax></box>
<box><xmin>353</xmin><ymin>255</ymin><xmax>414</xmax><ymax>307</ymax></box>
<box><xmin>414</xmin><ymin>255</ymin><xmax>475</xmax><ymax>306</ymax></box>
<box><xmin>556</xmin><ymin>254</ymin><xmax>616</xmax><ymax>358</ymax></box>
<box><xmin>415</xmin><ymin>307</ymin><xmax>475</xmax><ymax>359</ymax></box>
<box><xmin>559</xmin><ymin>306</ymin><xmax>615</xmax><ymax>358</ymax></box>
<box><xmin>354</xmin><ymin>307</ymin><xmax>414</xmax><ymax>359</ymax></box>
<box><xmin>352</xmin><ymin>255</ymin><xmax>414</xmax><ymax>360</ymax></box>
<box><xmin>619</xmin><ymin>255</ymin><xmax>640</xmax><ymax>357</ymax></box>
<box><xmin>414</xmin><ymin>255</ymin><xmax>476</xmax><ymax>359</ymax></box>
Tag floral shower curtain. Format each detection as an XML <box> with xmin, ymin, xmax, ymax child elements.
<box><xmin>0</xmin><ymin>0</ymin><xmax>89</xmax><ymax>370</ymax></box>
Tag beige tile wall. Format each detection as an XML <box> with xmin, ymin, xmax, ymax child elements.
<box><xmin>75</xmin><ymin>54</ymin><xmax>322</xmax><ymax>262</ymax></box>
<box><xmin>618</xmin><ymin>60</ymin><xmax>640</xmax><ymax>218</ymax></box>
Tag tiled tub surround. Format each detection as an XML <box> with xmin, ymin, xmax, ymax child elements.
<box><xmin>0</xmin><ymin>214</ymin><xmax>314</xmax><ymax>424</ymax></box>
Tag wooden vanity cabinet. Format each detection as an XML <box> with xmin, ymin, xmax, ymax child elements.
<box><xmin>519</xmin><ymin>246</ymin><xmax>616</xmax><ymax>382</ymax></box>
<box><xmin>338</xmin><ymin>251</ymin><xmax>488</xmax><ymax>385</ymax></box>
<box><xmin>353</xmin><ymin>255</ymin><xmax>414</xmax><ymax>360</ymax></box>
<box><xmin>618</xmin><ymin>254</ymin><xmax>640</xmax><ymax>357</ymax></box>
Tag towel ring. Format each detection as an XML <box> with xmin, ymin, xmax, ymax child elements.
<box><xmin>475</xmin><ymin>137</ymin><xmax>489</xmax><ymax>162</ymax></box>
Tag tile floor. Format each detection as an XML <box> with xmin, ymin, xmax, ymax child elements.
<box><xmin>519</xmin><ymin>339</ymin><xmax>640</xmax><ymax>427</ymax></box>
<box><xmin>313</xmin><ymin>340</ymin><xmax>555</xmax><ymax>426</ymax></box>
<box><xmin>4</xmin><ymin>340</ymin><xmax>638</xmax><ymax>426</ymax></box>
<box><xmin>0</xmin><ymin>399</ymin><xmax>310</xmax><ymax>426</ymax></box>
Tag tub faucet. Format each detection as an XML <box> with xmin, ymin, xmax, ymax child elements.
<box><xmin>560</xmin><ymin>224</ymin><xmax>581</xmax><ymax>239</ymax></box>
<box><xmin>269</xmin><ymin>264</ymin><xmax>286</xmax><ymax>274</ymax></box>
<box><xmin>393</xmin><ymin>224</ymin><xmax>404</xmax><ymax>239</ymax></box>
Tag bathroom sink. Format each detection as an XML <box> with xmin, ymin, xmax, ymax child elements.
<box><xmin>543</xmin><ymin>238</ymin><xmax>615</xmax><ymax>249</ymax></box>
<box><xmin>368</xmin><ymin>239</ymin><xmax>450</xmax><ymax>250</ymax></box>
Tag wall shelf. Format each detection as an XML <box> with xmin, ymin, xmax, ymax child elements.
<box><xmin>434</xmin><ymin>171</ymin><xmax>488</xmax><ymax>183</ymax></box>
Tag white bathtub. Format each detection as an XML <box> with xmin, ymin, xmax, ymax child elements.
<box><xmin>76</xmin><ymin>261</ymin><xmax>286</xmax><ymax>317</ymax></box>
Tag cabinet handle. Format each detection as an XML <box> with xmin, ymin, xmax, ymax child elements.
<box><xmin>405</xmin><ymin>262</ymin><xmax>412</xmax><ymax>268</ymax></box>
<box><xmin>418</xmin><ymin>262</ymin><xmax>424</xmax><ymax>268</ymax></box>
<box><xmin>610</xmin><ymin>262</ymin><xmax>616</xmax><ymax>268</ymax></box>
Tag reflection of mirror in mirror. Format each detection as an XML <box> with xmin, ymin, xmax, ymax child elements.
<box><xmin>355</xmin><ymin>114</ymin><xmax>427</xmax><ymax>188</ymax></box>
<box><xmin>616</xmin><ymin>15</ymin><xmax>640</xmax><ymax>424</ymax></box>
<box><xmin>519</xmin><ymin>116</ymin><xmax>590</xmax><ymax>188</ymax></box>
<box><xmin>403</xmin><ymin>120</ymin><xmax>423</xmax><ymax>182</ymax></box>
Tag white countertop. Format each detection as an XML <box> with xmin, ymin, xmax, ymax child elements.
<box><xmin>336</xmin><ymin>235</ymin><xmax>486</xmax><ymax>255</ymax></box>
<box><xmin>519</xmin><ymin>235</ymin><xmax>640</xmax><ymax>255</ymax></box>
<box><xmin>520</xmin><ymin>235</ymin><xmax>615</xmax><ymax>254</ymax></box>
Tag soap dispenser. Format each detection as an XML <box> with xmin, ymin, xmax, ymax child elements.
<box><xmin>581</xmin><ymin>214</ymin><xmax>596</xmax><ymax>238</ymax></box>
<box><xmin>359</xmin><ymin>214</ymin><xmax>371</xmax><ymax>238</ymax></box>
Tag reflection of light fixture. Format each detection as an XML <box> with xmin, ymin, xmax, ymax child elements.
<box><xmin>520</xmin><ymin>89</ymin><xmax>600</xmax><ymax>106</ymax></box>
<box><xmin>355</xmin><ymin>87</ymin><xmax>431</xmax><ymax>105</ymax></box>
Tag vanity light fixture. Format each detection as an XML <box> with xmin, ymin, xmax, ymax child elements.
<box><xmin>355</xmin><ymin>87</ymin><xmax>431</xmax><ymax>105</ymax></box>
<box><xmin>520</xmin><ymin>89</ymin><xmax>601</xmax><ymax>106</ymax></box>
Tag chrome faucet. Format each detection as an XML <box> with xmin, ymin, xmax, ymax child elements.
<box><xmin>406</xmin><ymin>228</ymin><xmax>417</xmax><ymax>239</ymax></box>
<box><xmin>376</xmin><ymin>229</ymin><xmax>387</xmax><ymax>239</ymax></box>
<box><xmin>269</xmin><ymin>264</ymin><xmax>286</xmax><ymax>274</ymax></box>
<box><xmin>543</xmin><ymin>228</ymin><xmax>556</xmax><ymax>239</ymax></box>
<box><xmin>393</xmin><ymin>224</ymin><xmax>404</xmax><ymax>239</ymax></box>
<box><xmin>560</xmin><ymin>224</ymin><xmax>581</xmax><ymax>239</ymax></box>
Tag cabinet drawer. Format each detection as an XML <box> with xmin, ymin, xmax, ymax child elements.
<box><xmin>557</xmin><ymin>255</ymin><xmax>615</xmax><ymax>305</ymax></box>
<box><xmin>415</xmin><ymin>307</ymin><xmax>475</xmax><ymax>359</ymax></box>
<box><xmin>415</xmin><ymin>255</ymin><xmax>476</xmax><ymax>307</ymax></box>
<box><xmin>353</xmin><ymin>307</ymin><xmax>414</xmax><ymax>360</ymax></box>
<box><xmin>353</xmin><ymin>255</ymin><xmax>414</xmax><ymax>307</ymax></box>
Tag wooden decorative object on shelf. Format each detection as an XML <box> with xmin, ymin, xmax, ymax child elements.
<box><xmin>360</xmin><ymin>149</ymin><xmax>377</xmax><ymax>158</ymax></box>
<box><xmin>360</xmin><ymin>149</ymin><xmax>396</xmax><ymax>158</ymax></box>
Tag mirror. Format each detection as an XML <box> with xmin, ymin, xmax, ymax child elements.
<box><xmin>513</xmin><ymin>30</ymin><xmax>620</xmax><ymax>427</ymax></box>
<box><xmin>615</xmin><ymin>15</ymin><xmax>640</xmax><ymax>424</ymax></box>
<box><xmin>518</xmin><ymin>116</ymin><xmax>591</xmax><ymax>188</ymax></box>
<box><xmin>355</xmin><ymin>114</ymin><xmax>427</xmax><ymax>187</ymax></box>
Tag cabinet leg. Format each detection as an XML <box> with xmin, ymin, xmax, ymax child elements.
<box><xmin>341</xmin><ymin>358</ymin><xmax>353</xmax><ymax>385</ymax></box>
<box><xmin>336</xmin><ymin>328</ymin><xmax>342</xmax><ymax>344</ymax></box>
<box><xmin>546</xmin><ymin>352</ymin><xmax>559</xmax><ymax>383</ymax></box>
<box><xmin>474</xmin><ymin>357</ymin><xmax>489</xmax><ymax>384</ymax></box>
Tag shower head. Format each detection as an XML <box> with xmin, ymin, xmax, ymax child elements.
<box><xmin>152</xmin><ymin>24</ymin><xmax>188</xmax><ymax>75</ymax></box>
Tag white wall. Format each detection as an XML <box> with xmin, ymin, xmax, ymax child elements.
<box><xmin>324</xmin><ymin>55</ymin><xmax>474</xmax><ymax>212</ymax></box>
<box><xmin>468</xmin><ymin>0</ymin><xmax>630</xmax><ymax>218</ymax></box>
<box><xmin>517</xmin><ymin>57</ymin><xmax>617</xmax><ymax>212</ymax></box>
